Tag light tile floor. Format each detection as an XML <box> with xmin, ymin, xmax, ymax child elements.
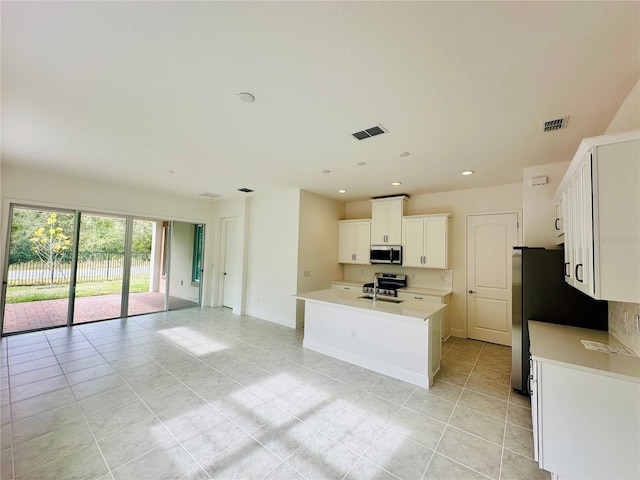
<box><xmin>0</xmin><ymin>307</ymin><xmax>551</xmax><ymax>480</ymax></box>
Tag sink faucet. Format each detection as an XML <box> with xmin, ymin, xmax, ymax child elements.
<box><xmin>373</xmin><ymin>272</ymin><xmax>382</xmax><ymax>301</ymax></box>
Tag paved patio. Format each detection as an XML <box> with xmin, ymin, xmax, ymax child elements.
<box><xmin>2</xmin><ymin>292</ymin><xmax>198</xmax><ymax>334</ymax></box>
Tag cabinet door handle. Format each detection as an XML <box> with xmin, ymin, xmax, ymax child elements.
<box><xmin>564</xmin><ymin>262</ymin><xmax>571</xmax><ymax>277</ymax></box>
<box><xmin>555</xmin><ymin>218</ymin><xmax>560</xmax><ymax>231</ymax></box>
<box><xmin>575</xmin><ymin>264</ymin><xmax>584</xmax><ymax>283</ymax></box>
<box><xmin>414</xmin><ymin>296</ymin><xmax>423</xmax><ymax>300</ymax></box>
<box><xmin>468</xmin><ymin>290</ymin><xmax>476</xmax><ymax>294</ymax></box>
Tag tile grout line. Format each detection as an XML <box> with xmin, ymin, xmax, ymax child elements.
<box><xmin>421</xmin><ymin>338</ymin><xmax>490</xmax><ymax>480</ymax></box>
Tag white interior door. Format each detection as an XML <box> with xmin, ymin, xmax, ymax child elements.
<box><xmin>466</xmin><ymin>213</ymin><xmax>518</xmax><ymax>345</ymax></box>
<box><xmin>222</xmin><ymin>219</ymin><xmax>239</xmax><ymax>309</ymax></box>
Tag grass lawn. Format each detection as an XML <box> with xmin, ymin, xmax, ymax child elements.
<box><xmin>5</xmin><ymin>278</ymin><xmax>151</xmax><ymax>303</ymax></box>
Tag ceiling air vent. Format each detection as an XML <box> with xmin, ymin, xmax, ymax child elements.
<box><xmin>238</xmin><ymin>188</ymin><xmax>254</xmax><ymax>193</ymax></box>
<box><xmin>352</xmin><ymin>124</ymin><xmax>388</xmax><ymax>140</ymax></box>
<box><xmin>542</xmin><ymin>116</ymin><xmax>569</xmax><ymax>132</ymax></box>
<box><xmin>199</xmin><ymin>192</ymin><xmax>222</xmax><ymax>199</ymax></box>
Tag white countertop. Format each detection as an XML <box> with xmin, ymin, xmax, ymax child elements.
<box><xmin>529</xmin><ymin>320</ymin><xmax>640</xmax><ymax>383</ymax></box>
<box><xmin>331</xmin><ymin>280</ymin><xmax>365</xmax><ymax>287</ymax></box>
<box><xmin>297</xmin><ymin>288</ymin><xmax>446</xmax><ymax>321</ymax></box>
<box><xmin>398</xmin><ymin>287</ymin><xmax>452</xmax><ymax>297</ymax></box>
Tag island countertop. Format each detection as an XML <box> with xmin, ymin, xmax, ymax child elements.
<box><xmin>296</xmin><ymin>288</ymin><xmax>446</xmax><ymax>321</ymax></box>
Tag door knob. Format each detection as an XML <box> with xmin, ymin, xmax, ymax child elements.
<box><xmin>468</xmin><ymin>290</ymin><xmax>476</xmax><ymax>294</ymax></box>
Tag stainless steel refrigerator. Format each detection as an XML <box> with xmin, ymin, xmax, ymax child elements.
<box><xmin>511</xmin><ymin>247</ymin><xmax>608</xmax><ymax>394</ymax></box>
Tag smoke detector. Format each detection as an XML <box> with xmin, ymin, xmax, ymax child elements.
<box><xmin>542</xmin><ymin>116</ymin><xmax>569</xmax><ymax>132</ymax></box>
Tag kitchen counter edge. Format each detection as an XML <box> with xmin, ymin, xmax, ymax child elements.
<box><xmin>296</xmin><ymin>289</ymin><xmax>446</xmax><ymax>321</ymax></box>
<box><xmin>528</xmin><ymin>320</ymin><xmax>640</xmax><ymax>383</ymax></box>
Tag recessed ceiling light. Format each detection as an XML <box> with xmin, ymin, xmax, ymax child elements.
<box><xmin>338</xmin><ymin>189</ymin><xmax>347</xmax><ymax>194</ymax></box>
<box><xmin>399</xmin><ymin>152</ymin><xmax>410</xmax><ymax>157</ymax></box>
<box><xmin>322</xmin><ymin>169</ymin><xmax>331</xmax><ymax>174</ymax></box>
<box><xmin>237</xmin><ymin>92</ymin><xmax>255</xmax><ymax>103</ymax></box>
<box><xmin>461</xmin><ymin>170</ymin><xmax>475</xmax><ymax>176</ymax></box>
<box><xmin>391</xmin><ymin>182</ymin><xmax>402</xmax><ymax>186</ymax></box>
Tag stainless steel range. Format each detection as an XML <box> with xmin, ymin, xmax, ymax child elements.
<box><xmin>362</xmin><ymin>273</ymin><xmax>407</xmax><ymax>297</ymax></box>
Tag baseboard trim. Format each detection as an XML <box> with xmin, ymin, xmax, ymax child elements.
<box><xmin>450</xmin><ymin>328</ymin><xmax>465</xmax><ymax>339</ymax></box>
<box><xmin>303</xmin><ymin>339</ymin><xmax>432</xmax><ymax>388</ymax></box>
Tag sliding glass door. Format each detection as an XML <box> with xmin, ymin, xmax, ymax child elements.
<box><xmin>127</xmin><ymin>219</ymin><xmax>164</xmax><ymax>316</ymax></box>
<box><xmin>167</xmin><ymin>222</ymin><xmax>203</xmax><ymax>311</ymax></box>
<box><xmin>2</xmin><ymin>206</ymin><xmax>76</xmax><ymax>334</ymax></box>
<box><xmin>73</xmin><ymin>213</ymin><xmax>127</xmax><ymax>324</ymax></box>
<box><xmin>1</xmin><ymin>207</ymin><xmax>205</xmax><ymax>335</ymax></box>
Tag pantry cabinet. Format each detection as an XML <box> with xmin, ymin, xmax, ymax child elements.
<box><xmin>370</xmin><ymin>196</ymin><xmax>407</xmax><ymax>244</ymax></box>
<box><xmin>555</xmin><ymin>130</ymin><xmax>639</xmax><ymax>303</ymax></box>
<box><xmin>402</xmin><ymin>214</ymin><xmax>449</xmax><ymax>269</ymax></box>
<box><xmin>338</xmin><ymin>219</ymin><xmax>370</xmax><ymax>264</ymax></box>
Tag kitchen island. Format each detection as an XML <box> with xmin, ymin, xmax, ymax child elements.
<box><xmin>296</xmin><ymin>289</ymin><xmax>446</xmax><ymax>388</ymax></box>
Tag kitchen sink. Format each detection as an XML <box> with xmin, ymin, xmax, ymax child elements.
<box><xmin>358</xmin><ymin>295</ymin><xmax>405</xmax><ymax>304</ymax></box>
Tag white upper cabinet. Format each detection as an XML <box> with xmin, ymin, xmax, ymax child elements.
<box><xmin>555</xmin><ymin>130</ymin><xmax>639</xmax><ymax>302</ymax></box>
<box><xmin>554</xmin><ymin>196</ymin><xmax>564</xmax><ymax>245</ymax></box>
<box><xmin>370</xmin><ymin>196</ymin><xmax>407</xmax><ymax>244</ymax></box>
<box><xmin>338</xmin><ymin>219</ymin><xmax>370</xmax><ymax>264</ymax></box>
<box><xmin>402</xmin><ymin>214</ymin><xmax>449</xmax><ymax>269</ymax></box>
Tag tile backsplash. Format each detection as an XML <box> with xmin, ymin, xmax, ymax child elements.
<box><xmin>609</xmin><ymin>302</ymin><xmax>640</xmax><ymax>356</ymax></box>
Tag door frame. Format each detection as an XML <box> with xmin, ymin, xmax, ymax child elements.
<box><xmin>464</xmin><ymin>209</ymin><xmax>522</xmax><ymax>339</ymax></box>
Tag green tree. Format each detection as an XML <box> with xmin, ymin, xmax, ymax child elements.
<box><xmin>30</xmin><ymin>213</ymin><xmax>72</xmax><ymax>287</ymax></box>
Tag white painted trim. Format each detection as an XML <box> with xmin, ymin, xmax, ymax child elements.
<box><xmin>303</xmin><ymin>339</ymin><xmax>432</xmax><ymax>388</ymax></box>
<box><xmin>449</xmin><ymin>328</ymin><xmax>465</xmax><ymax>339</ymax></box>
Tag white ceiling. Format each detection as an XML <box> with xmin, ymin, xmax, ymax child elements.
<box><xmin>2</xmin><ymin>1</ymin><xmax>639</xmax><ymax>202</ymax></box>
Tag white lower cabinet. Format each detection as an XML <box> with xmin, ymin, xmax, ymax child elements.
<box><xmin>331</xmin><ymin>282</ymin><xmax>360</xmax><ymax>292</ymax></box>
<box><xmin>396</xmin><ymin>291</ymin><xmax>451</xmax><ymax>341</ymax></box>
<box><xmin>531</xmin><ymin>359</ymin><xmax>640</xmax><ymax>479</ymax></box>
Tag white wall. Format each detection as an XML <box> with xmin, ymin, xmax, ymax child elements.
<box><xmin>603</xmin><ymin>75</ymin><xmax>640</xmax><ymax>355</ymax></box>
<box><xmin>245</xmin><ymin>189</ymin><xmax>301</xmax><ymax>328</ymax></box>
<box><xmin>605</xmin><ymin>78</ymin><xmax>640</xmax><ymax>135</ymax></box>
<box><xmin>344</xmin><ymin>183</ymin><xmax>523</xmax><ymax>338</ymax></box>
<box><xmin>522</xmin><ymin>162</ymin><xmax>569</xmax><ymax>248</ymax></box>
<box><xmin>295</xmin><ymin>190</ymin><xmax>345</xmax><ymax>328</ymax></box>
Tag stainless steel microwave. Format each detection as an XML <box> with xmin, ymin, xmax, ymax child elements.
<box><xmin>370</xmin><ymin>245</ymin><xmax>402</xmax><ymax>264</ymax></box>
